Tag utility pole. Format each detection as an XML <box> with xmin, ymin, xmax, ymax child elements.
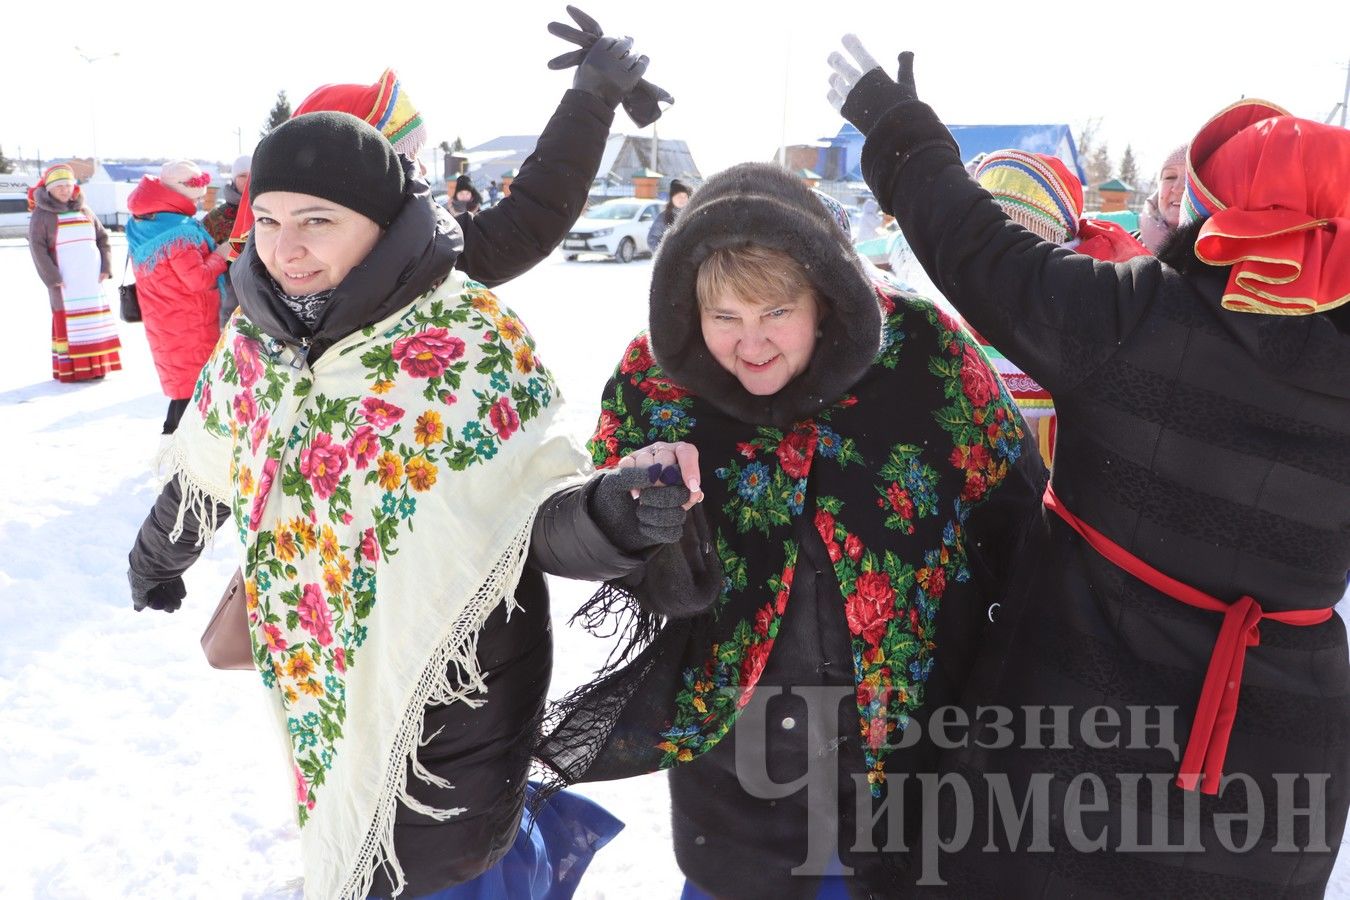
<box><xmin>75</xmin><ymin>46</ymin><xmax>120</xmax><ymax>172</ymax></box>
<box><xmin>234</xmin><ymin>127</ymin><xmax>243</xmax><ymax>156</ymax></box>
<box><xmin>777</xmin><ymin>26</ymin><xmax>792</xmax><ymax>168</ymax></box>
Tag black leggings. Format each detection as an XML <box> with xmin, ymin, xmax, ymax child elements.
<box><xmin>162</xmin><ymin>398</ymin><xmax>190</xmax><ymax>435</ymax></box>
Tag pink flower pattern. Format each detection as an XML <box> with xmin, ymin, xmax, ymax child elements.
<box><xmin>201</xmin><ymin>283</ymin><xmax>556</xmax><ymax>825</ymax></box>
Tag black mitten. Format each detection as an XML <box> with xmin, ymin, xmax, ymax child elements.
<box><xmin>128</xmin><ymin>570</ymin><xmax>187</xmax><ymax>613</ymax></box>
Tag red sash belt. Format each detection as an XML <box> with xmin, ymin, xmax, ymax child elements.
<box><xmin>1043</xmin><ymin>484</ymin><xmax>1332</xmax><ymax>795</ymax></box>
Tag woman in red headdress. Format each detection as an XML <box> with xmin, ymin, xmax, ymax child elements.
<box><xmin>829</xmin><ymin>38</ymin><xmax>1350</xmax><ymax>895</ymax></box>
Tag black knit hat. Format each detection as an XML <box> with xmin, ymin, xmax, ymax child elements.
<box><xmin>250</xmin><ymin>111</ymin><xmax>406</xmax><ymax>228</ymax></box>
<box><xmin>668</xmin><ymin>178</ymin><xmax>691</xmax><ymax>198</ymax></box>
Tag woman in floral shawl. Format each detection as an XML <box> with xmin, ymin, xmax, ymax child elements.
<box><xmin>537</xmin><ymin>163</ymin><xmax>1046</xmax><ymax>897</ymax></box>
<box><xmin>125</xmin><ymin>110</ymin><xmax>710</xmax><ymax>900</ymax></box>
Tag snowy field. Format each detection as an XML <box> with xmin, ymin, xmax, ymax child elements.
<box><xmin>2</xmin><ymin>235</ymin><xmax>1347</xmax><ymax>899</ymax></box>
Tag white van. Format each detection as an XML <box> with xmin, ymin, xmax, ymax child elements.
<box><xmin>0</xmin><ymin>173</ymin><xmax>34</xmax><ymax>235</ymax></box>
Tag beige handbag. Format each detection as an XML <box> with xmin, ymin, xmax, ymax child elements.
<box><xmin>200</xmin><ymin>568</ymin><xmax>254</xmax><ymax>670</ymax></box>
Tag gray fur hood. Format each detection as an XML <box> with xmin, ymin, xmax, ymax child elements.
<box><xmin>648</xmin><ymin>162</ymin><xmax>882</xmax><ymax>427</ymax></box>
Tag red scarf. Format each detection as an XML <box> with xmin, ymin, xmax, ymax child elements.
<box><xmin>1187</xmin><ymin>99</ymin><xmax>1350</xmax><ymax>315</ymax></box>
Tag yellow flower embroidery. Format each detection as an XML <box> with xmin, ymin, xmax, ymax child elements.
<box><xmin>471</xmin><ymin>293</ymin><xmax>500</xmax><ymax>317</ymax></box>
<box><xmin>414</xmin><ymin>410</ymin><xmax>444</xmax><ymax>446</ymax></box>
<box><xmin>286</xmin><ymin>649</ymin><xmax>317</xmax><ymax>683</ymax></box>
<box><xmin>376</xmin><ymin>452</ymin><xmax>403</xmax><ymax>491</ymax></box>
<box><xmin>405</xmin><ymin>456</ymin><xmax>438</xmax><ymax>492</ymax></box>
<box><xmin>319</xmin><ymin>526</ymin><xmax>340</xmax><ymax>563</ymax></box>
<box><xmin>497</xmin><ymin>316</ymin><xmax>526</xmax><ymax>343</ymax></box>
<box><xmin>295</xmin><ymin>520</ymin><xmax>319</xmax><ymax>552</ymax></box>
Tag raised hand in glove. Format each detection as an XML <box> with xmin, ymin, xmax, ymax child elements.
<box><xmin>547</xmin><ymin>5</ymin><xmax>674</xmax><ymax>127</ymax></box>
<box><xmin>826</xmin><ymin>34</ymin><xmax>918</xmax><ymax>137</ymax></box>
<box><xmin>128</xmin><ymin>570</ymin><xmax>187</xmax><ymax>613</ymax></box>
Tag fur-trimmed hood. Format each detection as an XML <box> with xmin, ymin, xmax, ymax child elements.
<box><xmin>648</xmin><ymin>162</ymin><xmax>881</xmax><ymax>426</ymax></box>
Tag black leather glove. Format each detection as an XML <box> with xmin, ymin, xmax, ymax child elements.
<box><xmin>589</xmin><ymin>466</ymin><xmax>691</xmax><ymax>553</ymax></box>
<box><xmin>547</xmin><ymin>5</ymin><xmax>674</xmax><ymax>126</ymax></box>
<box><xmin>129</xmin><ymin>570</ymin><xmax>187</xmax><ymax>613</ymax></box>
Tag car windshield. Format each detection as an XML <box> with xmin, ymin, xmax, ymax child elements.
<box><xmin>586</xmin><ymin>202</ymin><xmax>642</xmax><ymax>220</ymax></box>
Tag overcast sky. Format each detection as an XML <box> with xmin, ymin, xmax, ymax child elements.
<box><xmin>7</xmin><ymin>0</ymin><xmax>1347</xmax><ymax>182</ymax></box>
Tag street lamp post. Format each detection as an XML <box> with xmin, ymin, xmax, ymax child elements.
<box><xmin>74</xmin><ymin>46</ymin><xmax>120</xmax><ymax>174</ymax></box>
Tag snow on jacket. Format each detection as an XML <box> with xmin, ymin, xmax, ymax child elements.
<box><xmin>127</xmin><ymin>177</ymin><xmax>227</xmax><ymax>398</ymax></box>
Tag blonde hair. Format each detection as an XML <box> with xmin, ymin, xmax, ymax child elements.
<box><xmin>696</xmin><ymin>243</ymin><xmax>816</xmax><ymax>309</ymax></box>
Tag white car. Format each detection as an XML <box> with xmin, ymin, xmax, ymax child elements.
<box><xmin>562</xmin><ymin>198</ymin><xmax>662</xmax><ymax>263</ymax></box>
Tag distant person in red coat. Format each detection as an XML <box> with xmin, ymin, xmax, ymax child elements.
<box><xmin>127</xmin><ymin>160</ymin><xmax>230</xmax><ymax>435</ymax></box>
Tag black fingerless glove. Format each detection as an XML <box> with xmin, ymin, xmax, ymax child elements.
<box><xmin>589</xmin><ymin>467</ymin><xmax>690</xmax><ymax>554</ymax></box>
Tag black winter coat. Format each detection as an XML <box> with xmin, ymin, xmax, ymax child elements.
<box><xmin>858</xmin><ymin>96</ymin><xmax>1350</xmax><ymax>897</ymax></box>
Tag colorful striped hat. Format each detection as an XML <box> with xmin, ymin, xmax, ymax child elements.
<box><xmin>28</xmin><ymin>163</ymin><xmax>81</xmax><ymax>210</ymax></box>
<box><xmin>295</xmin><ymin>68</ymin><xmax>427</xmax><ymax>161</ymax></box>
<box><xmin>974</xmin><ymin>150</ymin><xmax>1084</xmax><ymax>245</ymax></box>
<box><xmin>1181</xmin><ymin>99</ymin><xmax>1289</xmax><ymax>226</ymax></box>
<box><xmin>42</xmin><ymin>164</ymin><xmax>76</xmax><ymax>187</ymax></box>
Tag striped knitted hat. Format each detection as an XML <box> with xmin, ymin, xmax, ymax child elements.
<box><xmin>294</xmin><ymin>68</ymin><xmax>427</xmax><ymax>162</ymax></box>
<box><xmin>42</xmin><ymin>164</ymin><xmax>76</xmax><ymax>187</ymax></box>
<box><xmin>28</xmin><ymin>163</ymin><xmax>80</xmax><ymax>210</ymax></box>
<box><xmin>974</xmin><ymin>150</ymin><xmax>1084</xmax><ymax>245</ymax></box>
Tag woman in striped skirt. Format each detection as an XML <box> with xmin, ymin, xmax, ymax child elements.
<box><xmin>27</xmin><ymin>164</ymin><xmax>121</xmax><ymax>382</ymax></box>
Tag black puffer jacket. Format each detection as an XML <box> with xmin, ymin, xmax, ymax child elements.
<box><xmin>128</xmin><ymin>186</ymin><xmax>655</xmax><ymax>898</ymax></box>
<box><xmin>853</xmin><ymin>89</ymin><xmax>1350</xmax><ymax>897</ymax></box>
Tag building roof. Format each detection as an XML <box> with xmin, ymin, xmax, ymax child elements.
<box><xmin>1097</xmin><ymin>178</ymin><xmax>1133</xmax><ymax>192</ymax></box>
<box><xmin>467</xmin><ymin>133</ymin><xmax>702</xmax><ymax>191</ymax></box>
<box><xmin>828</xmin><ymin>122</ymin><xmax>1086</xmax><ymax>185</ymax></box>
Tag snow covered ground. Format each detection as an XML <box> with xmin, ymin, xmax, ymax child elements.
<box><xmin>2</xmin><ymin>235</ymin><xmax>1347</xmax><ymax>899</ymax></box>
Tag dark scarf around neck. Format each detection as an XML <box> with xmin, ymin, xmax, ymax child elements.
<box><xmin>233</xmin><ymin>192</ymin><xmax>464</xmax><ymax>357</ymax></box>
